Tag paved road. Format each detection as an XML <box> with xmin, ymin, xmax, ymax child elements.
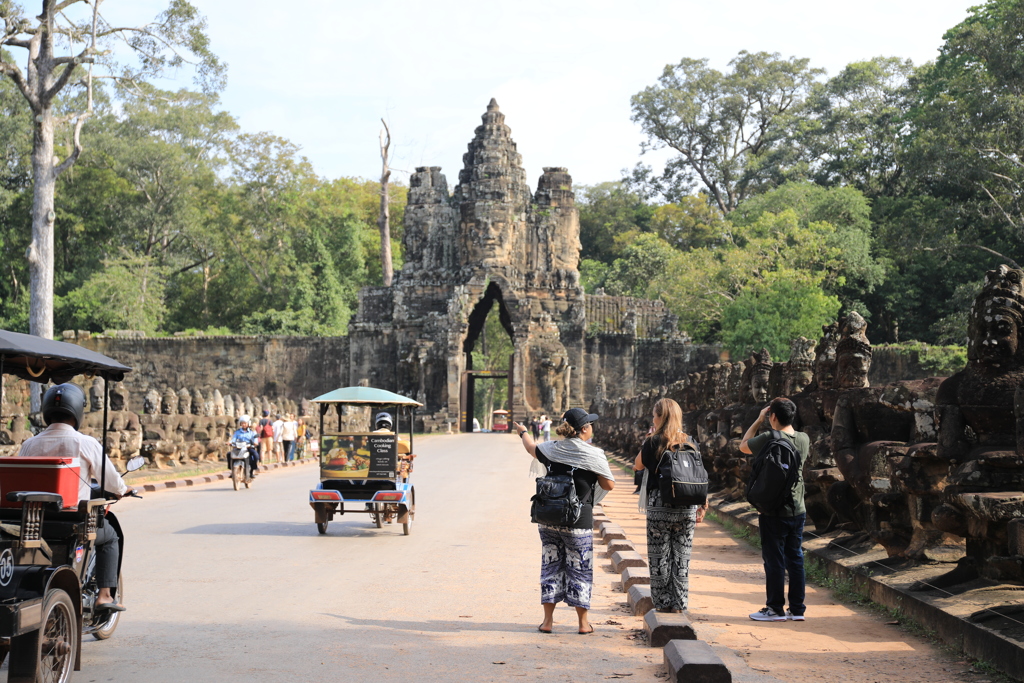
<box><xmin>70</xmin><ymin>434</ymin><xmax>655</xmax><ymax>681</ymax></box>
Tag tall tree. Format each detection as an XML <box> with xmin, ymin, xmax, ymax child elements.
<box><xmin>378</xmin><ymin>118</ymin><xmax>393</xmax><ymax>286</ymax></box>
<box><xmin>0</xmin><ymin>0</ymin><xmax>223</xmax><ymax>346</ymax></box>
<box><xmin>630</xmin><ymin>51</ymin><xmax>823</xmax><ymax>212</ymax></box>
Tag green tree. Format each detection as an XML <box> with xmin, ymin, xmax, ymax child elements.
<box><xmin>799</xmin><ymin>57</ymin><xmax>916</xmax><ymax>196</ymax></box>
<box><xmin>720</xmin><ymin>269</ymin><xmax>841</xmax><ymax>359</ymax></box>
<box><xmin>603</xmin><ymin>232</ymin><xmax>677</xmax><ymax>298</ymax></box>
<box><xmin>59</xmin><ymin>253</ymin><xmax>167</xmax><ymax>333</ymax></box>
<box><xmin>0</xmin><ymin>0</ymin><xmax>223</xmax><ymax>345</ymax></box>
<box><xmin>630</xmin><ymin>51</ymin><xmax>823</xmax><ymax>212</ymax></box>
<box><xmin>577</xmin><ymin>181</ymin><xmax>653</xmax><ymax>262</ymax></box>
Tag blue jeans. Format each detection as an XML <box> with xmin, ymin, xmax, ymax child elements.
<box><xmin>284</xmin><ymin>440</ymin><xmax>295</xmax><ymax>461</ymax></box>
<box><xmin>758</xmin><ymin>513</ymin><xmax>805</xmax><ymax>616</ymax></box>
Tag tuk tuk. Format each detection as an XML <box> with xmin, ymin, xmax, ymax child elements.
<box><xmin>491</xmin><ymin>409</ymin><xmax>510</xmax><ymax>432</ymax></box>
<box><xmin>308</xmin><ymin>387</ymin><xmax>421</xmax><ymax>536</ymax></box>
<box><xmin>0</xmin><ymin>329</ymin><xmax>141</xmax><ymax>682</ymax></box>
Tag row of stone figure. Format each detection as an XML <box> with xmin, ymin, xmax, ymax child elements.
<box><xmin>1</xmin><ymin>377</ymin><xmax>313</xmax><ymax>473</ymax></box>
<box><xmin>593</xmin><ymin>265</ymin><xmax>1024</xmax><ymax>585</ymax></box>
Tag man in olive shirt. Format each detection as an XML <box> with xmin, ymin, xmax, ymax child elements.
<box><xmin>740</xmin><ymin>397</ymin><xmax>810</xmax><ymax>622</ymax></box>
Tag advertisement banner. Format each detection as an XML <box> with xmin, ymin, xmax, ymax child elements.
<box><xmin>320</xmin><ymin>433</ymin><xmax>397</xmax><ymax>480</ymax></box>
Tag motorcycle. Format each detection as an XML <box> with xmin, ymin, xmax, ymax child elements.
<box><xmin>228</xmin><ymin>440</ymin><xmax>255</xmax><ymax>490</ymax></box>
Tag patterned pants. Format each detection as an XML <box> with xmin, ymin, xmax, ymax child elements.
<box><xmin>646</xmin><ymin>490</ymin><xmax>696</xmax><ymax>611</ymax></box>
<box><xmin>538</xmin><ymin>525</ymin><xmax>594</xmax><ymax>609</ymax></box>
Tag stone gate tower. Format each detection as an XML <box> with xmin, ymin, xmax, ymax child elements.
<box><xmin>348</xmin><ymin>99</ymin><xmax>587</xmax><ymax>429</ymax></box>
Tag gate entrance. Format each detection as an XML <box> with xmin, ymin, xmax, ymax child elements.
<box><xmin>459</xmin><ymin>283</ymin><xmax>515</xmax><ymax>433</ymax></box>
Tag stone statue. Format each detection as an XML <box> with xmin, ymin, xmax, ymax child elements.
<box><xmin>223</xmin><ymin>394</ymin><xmax>235</xmax><ymax>418</ymax></box>
<box><xmin>784</xmin><ymin>337</ymin><xmax>816</xmax><ymax>396</ymax></box>
<box><xmin>213</xmin><ymin>389</ymin><xmax>225</xmax><ymax>416</ymax></box>
<box><xmin>177</xmin><ymin>388</ymin><xmax>192</xmax><ymax>416</ymax></box>
<box><xmin>89</xmin><ymin>377</ymin><xmax>105</xmax><ymax>412</ymax></box>
<box><xmin>161</xmin><ymin>387</ymin><xmax>178</xmax><ymax>415</ymax></box>
<box><xmin>143</xmin><ymin>389</ymin><xmax>162</xmax><ymax>415</ymax></box>
<box><xmin>191</xmin><ymin>389</ymin><xmax>205</xmax><ymax>416</ymax></box>
<box><xmin>930</xmin><ymin>265</ymin><xmax>1024</xmax><ymax>581</ymax></box>
<box><xmin>750</xmin><ymin>349</ymin><xmax>773</xmax><ymax>404</ymax></box>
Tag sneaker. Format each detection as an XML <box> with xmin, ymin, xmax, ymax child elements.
<box><xmin>786</xmin><ymin>610</ymin><xmax>805</xmax><ymax>621</ymax></box>
<box><xmin>749</xmin><ymin>607</ymin><xmax>787</xmax><ymax>622</ymax></box>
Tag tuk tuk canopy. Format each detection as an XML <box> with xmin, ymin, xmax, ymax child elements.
<box><xmin>311</xmin><ymin>386</ymin><xmax>423</xmax><ymax>406</ymax></box>
<box><xmin>0</xmin><ymin>329</ymin><xmax>132</xmax><ymax>384</ymax></box>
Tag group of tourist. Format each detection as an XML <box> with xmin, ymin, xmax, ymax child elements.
<box><xmin>514</xmin><ymin>394</ymin><xmax>808</xmax><ymax>632</ymax></box>
<box><xmin>256</xmin><ymin>410</ymin><xmax>307</xmax><ymax>463</ymax></box>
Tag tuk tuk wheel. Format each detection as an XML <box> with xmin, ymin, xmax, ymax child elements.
<box><xmin>8</xmin><ymin>588</ymin><xmax>78</xmax><ymax>683</ymax></box>
<box><xmin>92</xmin><ymin>572</ymin><xmax>124</xmax><ymax>640</ymax></box>
<box><xmin>372</xmin><ymin>507</ymin><xmax>383</xmax><ymax>529</ymax></box>
<box><xmin>316</xmin><ymin>521</ymin><xmax>328</xmax><ymax>535</ymax></box>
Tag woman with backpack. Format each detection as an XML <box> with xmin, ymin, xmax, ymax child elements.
<box><xmin>634</xmin><ymin>398</ymin><xmax>708</xmax><ymax>613</ymax></box>
<box><xmin>513</xmin><ymin>408</ymin><xmax>615</xmax><ymax>635</ymax></box>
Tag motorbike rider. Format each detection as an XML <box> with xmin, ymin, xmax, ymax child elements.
<box><xmin>17</xmin><ymin>383</ymin><xmax>134</xmax><ymax>612</ymax></box>
<box><xmin>230</xmin><ymin>415</ymin><xmax>260</xmax><ymax>477</ymax></box>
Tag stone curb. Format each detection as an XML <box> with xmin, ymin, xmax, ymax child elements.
<box><xmin>611</xmin><ymin>549</ymin><xmax>647</xmax><ymax>573</ymax></box>
<box><xmin>707</xmin><ymin>494</ymin><xmax>1024</xmax><ymax>681</ymax></box>
<box><xmin>607</xmin><ymin>538</ymin><xmax>636</xmax><ymax>555</ymax></box>
<box><xmin>627</xmin><ymin>584</ymin><xmax>653</xmax><ymax>616</ymax></box>
<box><xmin>663</xmin><ymin>639</ymin><xmax>732</xmax><ymax>683</ymax></box>
<box><xmin>644</xmin><ymin>609</ymin><xmax>697</xmax><ymax>647</ymax></box>
<box><xmin>139</xmin><ymin>457</ymin><xmax>317</xmax><ymax>494</ymax></box>
<box><xmin>600</xmin><ymin>521</ymin><xmax>627</xmax><ymax>542</ymax></box>
<box><xmin>621</xmin><ymin>565</ymin><xmax>650</xmax><ymax>591</ymax></box>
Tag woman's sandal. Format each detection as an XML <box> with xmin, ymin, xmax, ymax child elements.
<box><xmin>578</xmin><ymin>626</ymin><xmax>594</xmax><ymax>635</ymax></box>
<box><xmin>537</xmin><ymin>625</ymin><xmax>552</xmax><ymax>634</ymax></box>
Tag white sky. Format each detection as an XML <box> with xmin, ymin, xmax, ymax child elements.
<box><xmin>118</xmin><ymin>0</ymin><xmax>975</xmax><ymax>190</ymax></box>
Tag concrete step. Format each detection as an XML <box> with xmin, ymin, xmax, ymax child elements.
<box><xmin>621</xmin><ymin>565</ymin><xmax>650</xmax><ymax>591</ymax></box>
<box><xmin>627</xmin><ymin>584</ymin><xmax>653</xmax><ymax>616</ymax></box>
<box><xmin>600</xmin><ymin>521</ymin><xmax>627</xmax><ymax>541</ymax></box>
<box><xmin>607</xmin><ymin>538</ymin><xmax>636</xmax><ymax>555</ymax></box>
<box><xmin>611</xmin><ymin>549</ymin><xmax>647</xmax><ymax>573</ymax></box>
<box><xmin>663</xmin><ymin>639</ymin><xmax>732</xmax><ymax>683</ymax></box>
<box><xmin>644</xmin><ymin>609</ymin><xmax>696</xmax><ymax>647</ymax></box>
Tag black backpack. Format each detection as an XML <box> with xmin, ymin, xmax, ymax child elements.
<box><xmin>657</xmin><ymin>441</ymin><xmax>708</xmax><ymax>507</ymax></box>
<box><xmin>531</xmin><ymin>471</ymin><xmax>582</xmax><ymax>526</ymax></box>
<box><xmin>745</xmin><ymin>430</ymin><xmax>801</xmax><ymax>515</ymax></box>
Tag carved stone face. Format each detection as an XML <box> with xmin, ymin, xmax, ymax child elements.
<box><xmin>751</xmin><ymin>369</ymin><xmax>771</xmax><ymax>403</ymax></box>
<box><xmin>975</xmin><ymin>312</ymin><xmax>1019</xmax><ymax>363</ymax></box>
<box><xmin>836</xmin><ymin>351</ymin><xmax>870</xmax><ymax>389</ymax></box>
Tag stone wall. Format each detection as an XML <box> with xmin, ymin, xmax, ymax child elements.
<box><xmin>70</xmin><ymin>334</ymin><xmax>349</xmax><ymax>414</ymax></box>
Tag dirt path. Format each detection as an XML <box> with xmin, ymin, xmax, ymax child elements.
<box><xmin>600</xmin><ymin>466</ymin><xmax>1000</xmax><ymax>683</ymax></box>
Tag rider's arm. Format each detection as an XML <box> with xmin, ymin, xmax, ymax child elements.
<box><xmin>87</xmin><ymin>438</ymin><xmax>128</xmax><ymax>497</ymax></box>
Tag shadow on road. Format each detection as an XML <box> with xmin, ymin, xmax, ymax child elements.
<box><xmin>175</xmin><ymin>522</ymin><xmax>394</xmax><ymax>537</ymax></box>
<box><xmin>322</xmin><ymin>613</ymin><xmax>532</xmax><ymax>634</ymax></box>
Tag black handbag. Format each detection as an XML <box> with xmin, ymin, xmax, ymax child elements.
<box><xmin>530</xmin><ymin>472</ymin><xmax>582</xmax><ymax>526</ymax></box>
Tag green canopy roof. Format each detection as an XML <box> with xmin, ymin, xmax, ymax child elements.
<box><xmin>311</xmin><ymin>386</ymin><xmax>423</xmax><ymax>406</ymax></box>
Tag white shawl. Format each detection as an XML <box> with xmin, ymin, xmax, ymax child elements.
<box><xmin>530</xmin><ymin>437</ymin><xmax>614</xmax><ymax>505</ymax></box>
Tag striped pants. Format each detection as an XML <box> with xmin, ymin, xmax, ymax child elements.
<box><xmin>538</xmin><ymin>525</ymin><xmax>594</xmax><ymax>609</ymax></box>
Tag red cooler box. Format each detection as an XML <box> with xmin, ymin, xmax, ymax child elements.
<box><xmin>0</xmin><ymin>457</ymin><xmax>81</xmax><ymax>509</ymax></box>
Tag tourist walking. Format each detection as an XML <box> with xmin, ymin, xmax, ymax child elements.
<box><xmin>258</xmin><ymin>410</ymin><xmax>274</xmax><ymax>463</ymax></box>
<box><xmin>296</xmin><ymin>417</ymin><xmax>307</xmax><ymax>459</ymax></box>
<box><xmin>281</xmin><ymin>413</ymin><xmax>298</xmax><ymax>462</ymax></box>
<box><xmin>272</xmin><ymin>413</ymin><xmax>285</xmax><ymax>463</ymax></box>
<box><xmin>539</xmin><ymin>415</ymin><xmax>551</xmax><ymax>442</ymax></box>
<box><xmin>513</xmin><ymin>408</ymin><xmax>615</xmax><ymax>635</ymax></box>
<box><xmin>740</xmin><ymin>397</ymin><xmax>810</xmax><ymax>622</ymax></box>
<box><xmin>634</xmin><ymin>398</ymin><xmax>707</xmax><ymax>612</ymax></box>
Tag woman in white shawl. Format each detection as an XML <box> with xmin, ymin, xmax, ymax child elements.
<box><xmin>514</xmin><ymin>408</ymin><xmax>615</xmax><ymax>635</ymax></box>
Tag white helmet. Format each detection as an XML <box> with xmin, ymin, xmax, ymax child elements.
<box><xmin>238</xmin><ymin>414</ymin><xmax>251</xmax><ymax>425</ymax></box>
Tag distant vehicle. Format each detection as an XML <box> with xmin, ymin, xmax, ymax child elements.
<box><xmin>491</xmin><ymin>409</ymin><xmax>510</xmax><ymax>432</ymax></box>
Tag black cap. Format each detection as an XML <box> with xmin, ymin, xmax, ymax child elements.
<box><xmin>562</xmin><ymin>408</ymin><xmax>598</xmax><ymax>431</ymax></box>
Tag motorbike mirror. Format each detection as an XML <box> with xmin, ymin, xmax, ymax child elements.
<box><xmin>125</xmin><ymin>455</ymin><xmax>147</xmax><ymax>473</ymax></box>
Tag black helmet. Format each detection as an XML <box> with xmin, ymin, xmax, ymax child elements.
<box><xmin>42</xmin><ymin>383</ymin><xmax>86</xmax><ymax>429</ymax></box>
<box><xmin>374</xmin><ymin>411</ymin><xmax>393</xmax><ymax>430</ymax></box>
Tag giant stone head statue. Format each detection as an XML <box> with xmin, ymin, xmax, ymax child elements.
<box><xmin>968</xmin><ymin>265</ymin><xmax>1024</xmax><ymax>367</ymax></box>
<box><xmin>835</xmin><ymin>312</ymin><xmax>871</xmax><ymax>389</ymax></box>
<box><xmin>750</xmin><ymin>349</ymin><xmax>773</xmax><ymax>404</ymax></box>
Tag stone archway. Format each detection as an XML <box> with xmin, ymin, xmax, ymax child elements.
<box><xmin>459</xmin><ymin>282</ymin><xmax>515</xmax><ymax>432</ymax></box>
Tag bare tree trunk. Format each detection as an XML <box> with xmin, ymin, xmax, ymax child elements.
<box><xmin>27</xmin><ymin>109</ymin><xmax>56</xmax><ymax>345</ymax></box>
<box><xmin>379</xmin><ymin>119</ymin><xmax>393</xmax><ymax>287</ymax></box>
